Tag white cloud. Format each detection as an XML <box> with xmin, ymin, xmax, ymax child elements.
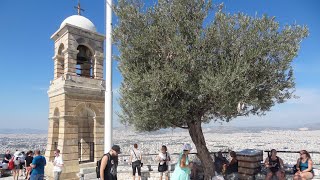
<box><xmin>222</xmin><ymin>88</ymin><xmax>320</xmax><ymax>127</ymax></box>
<box><xmin>288</xmin><ymin>88</ymin><xmax>320</xmax><ymax>105</ymax></box>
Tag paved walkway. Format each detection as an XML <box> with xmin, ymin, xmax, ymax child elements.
<box><xmin>0</xmin><ymin>176</ymin><xmax>26</xmax><ymax>180</ymax></box>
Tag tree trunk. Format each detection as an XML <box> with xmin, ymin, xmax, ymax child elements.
<box><xmin>188</xmin><ymin>121</ymin><xmax>215</xmax><ymax>180</ymax></box>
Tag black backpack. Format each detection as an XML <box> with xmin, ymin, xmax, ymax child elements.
<box><xmin>96</xmin><ymin>154</ymin><xmax>108</xmax><ymax>178</ymax></box>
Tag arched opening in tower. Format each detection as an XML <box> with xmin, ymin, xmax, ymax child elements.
<box><xmin>76</xmin><ymin>45</ymin><xmax>93</xmax><ymax>78</ymax></box>
<box><xmin>77</xmin><ymin>106</ymin><xmax>95</xmax><ymax>163</ymax></box>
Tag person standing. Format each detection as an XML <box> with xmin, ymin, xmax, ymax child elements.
<box><xmin>100</xmin><ymin>145</ymin><xmax>121</xmax><ymax>180</ymax></box>
<box><xmin>157</xmin><ymin>145</ymin><xmax>171</xmax><ymax>180</ymax></box>
<box><xmin>30</xmin><ymin>150</ymin><xmax>46</xmax><ymax>180</ymax></box>
<box><xmin>129</xmin><ymin>144</ymin><xmax>142</xmax><ymax>180</ymax></box>
<box><xmin>19</xmin><ymin>151</ymin><xmax>26</xmax><ymax>177</ymax></box>
<box><xmin>53</xmin><ymin>149</ymin><xmax>64</xmax><ymax>180</ymax></box>
<box><xmin>171</xmin><ymin>143</ymin><xmax>193</xmax><ymax>180</ymax></box>
<box><xmin>25</xmin><ymin>151</ymin><xmax>34</xmax><ymax>180</ymax></box>
<box><xmin>13</xmin><ymin>151</ymin><xmax>22</xmax><ymax>180</ymax></box>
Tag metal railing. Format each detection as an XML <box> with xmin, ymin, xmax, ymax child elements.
<box><xmin>115</xmin><ymin>150</ymin><xmax>320</xmax><ymax>168</ymax></box>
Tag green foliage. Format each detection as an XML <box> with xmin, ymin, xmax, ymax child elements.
<box><xmin>113</xmin><ymin>0</ymin><xmax>308</xmax><ymax>131</ymax></box>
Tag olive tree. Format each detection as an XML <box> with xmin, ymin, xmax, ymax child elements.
<box><xmin>113</xmin><ymin>0</ymin><xmax>308</xmax><ymax>178</ymax></box>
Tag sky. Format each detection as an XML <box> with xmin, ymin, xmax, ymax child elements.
<box><xmin>0</xmin><ymin>0</ymin><xmax>319</xmax><ymax>130</ymax></box>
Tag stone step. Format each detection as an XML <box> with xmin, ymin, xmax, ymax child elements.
<box><xmin>80</xmin><ymin>166</ymin><xmax>96</xmax><ymax>174</ymax></box>
<box><xmin>79</xmin><ymin>162</ymin><xmax>96</xmax><ymax>169</ymax></box>
<box><xmin>84</xmin><ymin>172</ymin><xmax>98</xmax><ymax>180</ymax></box>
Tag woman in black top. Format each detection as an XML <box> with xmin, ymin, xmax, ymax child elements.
<box><xmin>224</xmin><ymin>151</ymin><xmax>238</xmax><ymax>174</ymax></box>
<box><xmin>25</xmin><ymin>151</ymin><xmax>33</xmax><ymax>180</ymax></box>
<box><xmin>264</xmin><ymin>149</ymin><xmax>285</xmax><ymax>180</ymax></box>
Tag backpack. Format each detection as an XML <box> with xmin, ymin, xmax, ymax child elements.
<box><xmin>96</xmin><ymin>154</ymin><xmax>108</xmax><ymax>178</ymax></box>
<box><xmin>8</xmin><ymin>158</ymin><xmax>14</xmax><ymax>170</ymax></box>
<box><xmin>14</xmin><ymin>157</ymin><xmax>20</xmax><ymax>165</ymax></box>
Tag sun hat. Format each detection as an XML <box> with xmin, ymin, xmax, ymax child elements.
<box><xmin>14</xmin><ymin>151</ymin><xmax>23</xmax><ymax>158</ymax></box>
<box><xmin>182</xmin><ymin>143</ymin><xmax>192</xmax><ymax>151</ymax></box>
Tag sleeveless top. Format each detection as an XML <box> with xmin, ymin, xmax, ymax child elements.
<box><xmin>226</xmin><ymin>159</ymin><xmax>238</xmax><ymax>174</ymax></box>
<box><xmin>103</xmin><ymin>153</ymin><xmax>118</xmax><ymax>180</ymax></box>
<box><xmin>300</xmin><ymin>158</ymin><xmax>313</xmax><ymax>173</ymax></box>
<box><xmin>171</xmin><ymin>153</ymin><xmax>190</xmax><ymax>180</ymax></box>
<box><xmin>269</xmin><ymin>156</ymin><xmax>280</xmax><ymax>173</ymax></box>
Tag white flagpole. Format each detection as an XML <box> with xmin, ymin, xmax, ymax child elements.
<box><xmin>105</xmin><ymin>0</ymin><xmax>113</xmax><ymax>153</ymax></box>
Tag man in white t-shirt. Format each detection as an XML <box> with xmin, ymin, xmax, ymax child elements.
<box><xmin>53</xmin><ymin>149</ymin><xmax>64</xmax><ymax>180</ymax></box>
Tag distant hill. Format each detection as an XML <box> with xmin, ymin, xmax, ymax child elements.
<box><xmin>303</xmin><ymin>122</ymin><xmax>320</xmax><ymax>130</ymax></box>
<box><xmin>1</xmin><ymin>123</ymin><xmax>319</xmax><ymax>135</ymax></box>
<box><xmin>114</xmin><ymin>123</ymin><xmax>320</xmax><ymax>134</ymax></box>
<box><xmin>0</xmin><ymin>128</ymin><xmax>47</xmax><ymax>134</ymax></box>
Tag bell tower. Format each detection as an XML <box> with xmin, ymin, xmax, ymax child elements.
<box><xmin>45</xmin><ymin>14</ymin><xmax>105</xmax><ymax>180</ymax></box>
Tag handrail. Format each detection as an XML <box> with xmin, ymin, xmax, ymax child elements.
<box><xmin>264</xmin><ymin>150</ymin><xmax>320</xmax><ymax>154</ymax></box>
<box><xmin>118</xmin><ymin>150</ymin><xmax>320</xmax><ymax>157</ymax></box>
<box><xmin>118</xmin><ymin>151</ymin><xmax>229</xmax><ymax>157</ymax></box>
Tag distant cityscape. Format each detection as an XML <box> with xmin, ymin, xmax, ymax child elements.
<box><xmin>0</xmin><ymin>133</ymin><xmax>47</xmax><ymax>154</ymax></box>
<box><xmin>1</xmin><ymin>125</ymin><xmax>320</xmax><ymax>166</ymax></box>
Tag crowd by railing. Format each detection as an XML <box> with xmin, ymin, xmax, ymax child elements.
<box><xmin>115</xmin><ymin>150</ymin><xmax>320</xmax><ymax>168</ymax></box>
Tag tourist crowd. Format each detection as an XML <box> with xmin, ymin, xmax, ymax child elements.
<box><xmin>98</xmin><ymin>144</ymin><xmax>316</xmax><ymax>180</ymax></box>
<box><xmin>2</xmin><ymin>146</ymin><xmax>316</xmax><ymax>180</ymax></box>
<box><xmin>1</xmin><ymin>149</ymin><xmax>63</xmax><ymax>180</ymax></box>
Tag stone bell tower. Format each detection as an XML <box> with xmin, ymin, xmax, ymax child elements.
<box><xmin>45</xmin><ymin>14</ymin><xmax>105</xmax><ymax>180</ymax></box>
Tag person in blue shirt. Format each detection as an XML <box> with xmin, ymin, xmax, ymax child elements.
<box><xmin>171</xmin><ymin>143</ymin><xmax>194</xmax><ymax>180</ymax></box>
<box><xmin>294</xmin><ymin>150</ymin><xmax>314</xmax><ymax>180</ymax></box>
<box><xmin>30</xmin><ymin>150</ymin><xmax>46</xmax><ymax>180</ymax></box>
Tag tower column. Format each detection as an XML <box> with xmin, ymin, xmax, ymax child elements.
<box><xmin>53</xmin><ymin>55</ymin><xmax>64</xmax><ymax>79</ymax></box>
<box><xmin>62</xmin><ymin>49</ymin><xmax>78</xmax><ymax>76</ymax></box>
<box><xmin>93</xmin><ymin>116</ymin><xmax>104</xmax><ymax>161</ymax></box>
<box><xmin>45</xmin><ymin>117</ymin><xmax>59</xmax><ymax>159</ymax></box>
<box><xmin>94</xmin><ymin>52</ymin><xmax>104</xmax><ymax>80</ymax></box>
<box><xmin>57</xmin><ymin>115</ymin><xmax>79</xmax><ymax>180</ymax></box>
<box><xmin>44</xmin><ymin>117</ymin><xmax>60</xmax><ymax>180</ymax></box>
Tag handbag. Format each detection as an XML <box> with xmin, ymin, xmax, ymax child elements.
<box><xmin>158</xmin><ymin>153</ymin><xmax>168</xmax><ymax>172</ymax></box>
<box><xmin>8</xmin><ymin>158</ymin><xmax>14</xmax><ymax>170</ymax></box>
<box><xmin>158</xmin><ymin>162</ymin><xmax>167</xmax><ymax>172</ymax></box>
<box><xmin>132</xmin><ymin>149</ymin><xmax>143</xmax><ymax>167</ymax></box>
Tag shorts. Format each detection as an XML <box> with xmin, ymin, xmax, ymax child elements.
<box><xmin>267</xmin><ymin>169</ymin><xmax>285</xmax><ymax>178</ymax></box>
<box><xmin>132</xmin><ymin>161</ymin><xmax>141</xmax><ymax>176</ymax></box>
<box><xmin>14</xmin><ymin>164</ymin><xmax>21</xmax><ymax>170</ymax></box>
<box><xmin>26</xmin><ymin>166</ymin><xmax>32</xmax><ymax>172</ymax></box>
